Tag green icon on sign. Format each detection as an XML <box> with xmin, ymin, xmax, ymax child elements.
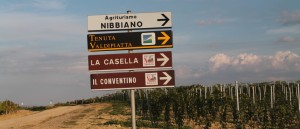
<box><xmin>141</xmin><ymin>33</ymin><xmax>156</xmax><ymax>45</ymax></box>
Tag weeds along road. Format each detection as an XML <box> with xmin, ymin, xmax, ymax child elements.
<box><xmin>0</xmin><ymin>103</ymin><xmax>128</xmax><ymax>129</ymax></box>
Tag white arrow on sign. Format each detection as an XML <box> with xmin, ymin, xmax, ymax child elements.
<box><xmin>160</xmin><ymin>72</ymin><xmax>172</xmax><ymax>85</ymax></box>
<box><xmin>157</xmin><ymin>53</ymin><xmax>169</xmax><ymax>66</ymax></box>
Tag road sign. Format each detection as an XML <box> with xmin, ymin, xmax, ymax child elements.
<box><xmin>89</xmin><ymin>51</ymin><xmax>172</xmax><ymax>72</ymax></box>
<box><xmin>88</xmin><ymin>12</ymin><xmax>172</xmax><ymax>32</ymax></box>
<box><xmin>87</xmin><ymin>30</ymin><xmax>172</xmax><ymax>52</ymax></box>
<box><xmin>90</xmin><ymin>70</ymin><xmax>175</xmax><ymax>90</ymax></box>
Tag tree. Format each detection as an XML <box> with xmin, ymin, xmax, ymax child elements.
<box><xmin>0</xmin><ymin>100</ymin><xmax>19</xmax><ymax>115</ymax></box>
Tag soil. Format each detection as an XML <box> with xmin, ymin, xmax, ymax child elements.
<box><xmin>0</xmin><ymin>103</ymin><xmax>131</xmax><ymax>129</ymax></box>
<box><xmin>0</xmin><ymin>103</ymin><xmax>238</xmax><ymax>129</ymax></box>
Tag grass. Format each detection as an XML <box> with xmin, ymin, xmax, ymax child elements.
<box><xmin>102</xmin><ymin>119</ymin><xmax>131</xmax><ymax>127</ymax></box>
<box><xmin>102</xmin><ymin>118</ymin><xmax>192</xmax><ymax>129</ymax></box>
<box><xmin>98</xmin><ymin>106</ymin><xmax>112</xmax><ymax>115</ymax></box>
<box><xmin>96</xmin><ymin>101</ymin><xmax>193</xmax><ymax>128</ymax></box>
<box><xmin>96</xmin><ymin>101</ymin><xmax>192</xmax><ymax>128</ymax></box>
<box><xmin>61</xmin><ymin>114</ymin><xmax>85</xmax><ymax>126</ymax></box>
<box><xmin>23</xmin><ymin>106</ymin><xmax>48</xmax><ymax>111</ymax></box>
<box><xmin>98</xmin><ymin>101</ymin><xmax>130</xmax><ymax>116</ymax></box>
<box><xmin>82</xmin><ymin>108</ymin><xmax>93</xmax><ymax>113</ymax></box>
<box><xmin>110</xmin><ymin>101</ymin><xmax>130</xmax><ymax>115</ymax></box>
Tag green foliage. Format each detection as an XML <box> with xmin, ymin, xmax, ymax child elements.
<box><xmin>103</xmin><ymin>119</ymin><xmax>131</xmax><ymax>127</ymax></box>
<box><xmin>23</xmin><ymin>106</ymin><xmax>47</xmax><ymax>111</ymax></box>
<box><xmin>109</xmin><ymin>101</ymin><xmax>130</xmax><ymax>115</ymax></box>
<box><xmin>0</xmin><ymin>100</ymin><xmax>19</xmax><ymax>115</ymax></box>
<box><xmin>52</xmin><ymin>80</ymin><xmax>300</xmax><ymax>128</ymax></box>
<box><xmin>102</xmin><ymin>118</ymin><xmax>188</xmax><ymax>129</ymax></box>
<box><xmin>98</xmin><ymin>106</ymin><xmax>112</xmax><ymax>115</ymax></box>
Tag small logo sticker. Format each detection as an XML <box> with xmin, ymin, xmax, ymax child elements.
<box><xmin>143</xmin><ymin>54</ymin><xmax>155</xmax><ymax>67</ymax></box>
<box><xmin>145</xmin><ymin>72</ymin><xmax>158</xmax><ymax>86</ymax></box>
<box><xmin>141</xmin><ymin>33</ymin><xmax>156</xmax><ymax>45</ymax></box>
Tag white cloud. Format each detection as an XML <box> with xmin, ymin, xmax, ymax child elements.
<box><xmin>0</xmin><ymin>1</ymin><xmax>82</xmax><ymax>43</ymax></box>
<box><xmin>267</xmin><ymin>11</ymin><xmax>300</xmax><ymax>35</ymax></box>
<box><xmin>271</xmin><ymin>51</ymin><xmax>300</xmax><ymax>71</ymax></box>
<box><xmin>174</xmin><ymin>65</ymin><xmax>205</xmax><ymax>85</ymax></box>
<box><xmin>0</xmin><ymin>46</ymin><xmax>87</xmax><ymax>74</ymax></box>
<box><xmin>233</xmin><ymin>53</ymin><xmax>261</xmax><ymax>65</ymax></box>
<box><xmin>209</xmin><ymin>53</ymin><xmax>231</xmax><ymax>72</ymax></box>
<box><xmin>0</xmin><ymin>12</ymin><xmax>84</xmax><ymax>43</ymax></box>
<box><xmin>277</xmin><ymin>36</ymin><xmax>298</xmax><ymax>43</ymax></box>
<box><xmin>266</xmin><ymin>25</ymin><xmax>300</xmax><ymax>34</ymax></box>
<box><xmin>209</xmin><ymin>53</ymin><xmax>263</xmax><ymax>73</ymax></box>
<box><xmin>175</xmin><ymin>65</ymin><xmax>194</xmax><ymax>79</ymax></box>
<box><xmin>175</xmin><ymin>65</ymin><xmax>204</xmax><ymax>78</ymax></box>
<box><xmin>0</xmin><ymin>0</ymin><xmax>93</xmax><ymax>106</ymax></box>
<box><xmin>209</xmin><ymin>51</ymin><xmax>300</xmax><ymax>72</ymax></box>
<box><xmin>279</xmin><ymin>11</ymin><xmax>300</xmax><ymax>25</ymax></box>
<box><xmin>204</xmin><ymin>51</ymin><xmax>300</xmax><ymax>82</ymax></box>
<box><xmin>173</xmin><ymin>51</ymin><xmax>298</xmax><ymax>84</ymax></box>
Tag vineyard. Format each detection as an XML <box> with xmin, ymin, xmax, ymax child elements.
<box><xmin>1</xmin><ymin>81</ymin><xmax>300</xmax><ymax>128</ymax></box>
<box><xmin>97</xmin><ymin>81</ymin><xmax>300</xmax><ymax>128</ymax></box>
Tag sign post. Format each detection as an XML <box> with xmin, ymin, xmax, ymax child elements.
<box><xmin>87</xmin><ymin>10</ymin><xmax>174</xmax><ymax>129</ymax></box>
<box><xmin>127</xmin><ymin>10</ymin><xmax>136</xmax><ymax>129</ymax></box>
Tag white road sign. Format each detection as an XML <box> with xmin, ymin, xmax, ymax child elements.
<box><xmin>88</xmin><ymin>12</ymin><xmax>172</xmax><ymax>32</ymax></box>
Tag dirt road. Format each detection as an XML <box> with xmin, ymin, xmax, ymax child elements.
<box><xmin>0</xmin><ymin>103</ymin><xmax>130</xmax><ymax>129</ymax></box>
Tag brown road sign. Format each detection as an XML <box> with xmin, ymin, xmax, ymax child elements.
<box><xmin>90</xmin><ymin>70</ymin><xmax>175</xmax><ymax>90</ymax></box>
<box><xmin>87</xmin><ymin>30</ymin><xmax>172</xmax><ymax>52</ymax></box>
<box><xmin>89</xmin><ymin>51</ymin><xmax>172</xmax><ymax>72</ymax></box>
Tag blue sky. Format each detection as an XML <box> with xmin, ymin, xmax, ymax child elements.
<box><xmin>0</xmin><ymin>0</ymin><xmax>300</xmax><ymax>105</ymax></box>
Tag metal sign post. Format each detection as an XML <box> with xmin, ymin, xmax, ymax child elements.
<box><xmin>130</xmin><ymin>88</ymin><xmax>136</xmax><ymax>129</ymax></box>
<box><xmin>127</xmin><ymin>10</ymin><xmax>136</xmax><ymax>129</ymax></box>
<box><xmin>87</xmin><ymin>10</ymin><xmax>174</xmax><ymax>129</ymax></box>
